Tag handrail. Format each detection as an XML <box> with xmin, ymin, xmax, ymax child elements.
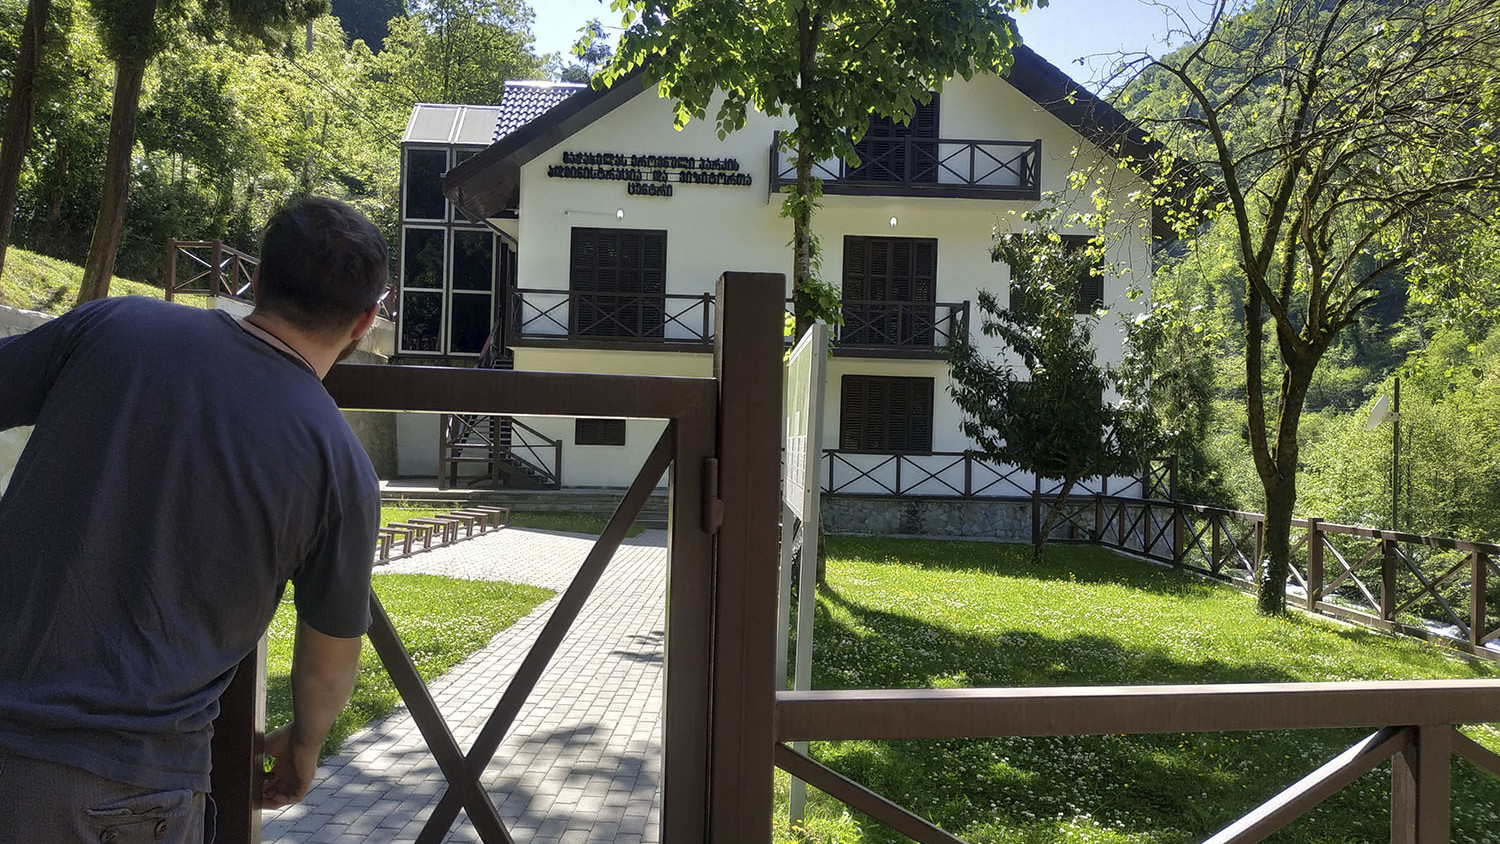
<box><xmin>511</xmin><ymin>287</ymin><xmax>717</xmax><ymax>345</ymax></box>
<box><xmin>774</xmin><ymin>682</ymin><xmax>1500</xmax><ymax>844</ymax></box>
<box><xmin>1086</xmin><ymin>495</ymin><xmax>1500</xmax><ymax>660</ymax></box>
<box><xmin>769</xmin><ymin>130</ymin><xmax>1042</xmax><ymax>199</ymax></box>
<box><xmin>165</xmin><ymin>238</ymin><xmax>396</xmax><ymax>320</ymax></box>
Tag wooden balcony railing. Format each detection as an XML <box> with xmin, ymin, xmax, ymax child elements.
<box><xmin>836</xmin><ymin>299</ymin><xmax>968</xmax><ymax>356</ymax></box>
<box><xmin>164</xmin><ymin>239</ymin><xmax>397</xmax><ymax>320</ymax></box>
<box><xmin>511</xmin><ymin>288</ymin><xmax>716</xmax><ymax>349</ymax></box>
<box><xmin>775</xmin><ymin>681</ymin><xmax>1500</xmax><ymax>844</ymax></box>
<box><xmin>770</xmin><ymin>131</ymin><xmax>1042</xmax><ymax>200</ymax></box>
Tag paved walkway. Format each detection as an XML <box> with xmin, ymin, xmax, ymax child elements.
<box><xmin>262</xmin><ymin>527</ymin><xmax>669</xmax><ymax>844</ymax></box>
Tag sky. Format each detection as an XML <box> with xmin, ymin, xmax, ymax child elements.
<box><xmin>529</xmin><ymin>0</ymin><xmax>1209</xmax><ymax>91</ymax></box>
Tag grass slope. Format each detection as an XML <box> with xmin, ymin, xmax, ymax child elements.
<box><xmin>0</xmin><ymin>247</ymin><xmax>170</xmax><ymax>315</ymax></box>
<box><xmin>265</xmin><ymin>574</ymin><xmax>553</xmax><ymax>758</ymax></box>
<box><xmin>781</xmin><ymin>537</ymin><xmax>1500</xmax><ymax>844</ymax></box>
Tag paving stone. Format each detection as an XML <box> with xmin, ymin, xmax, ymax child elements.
<box><xmin>263</xmin><ymin>527</ymin><xmax>666</xmax><ymax>843</ymax></box>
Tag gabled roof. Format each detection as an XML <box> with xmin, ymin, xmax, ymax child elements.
<box><xmin>494</xmin><ymin>80</ymin><xmax>587</xmax><ymax>140</ymax></box>
<box><xmin>443</xmin><ymin>49</ymin><xmax>1193</xmax><ymax>238</ymax></box>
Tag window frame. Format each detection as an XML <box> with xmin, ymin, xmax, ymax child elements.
<box><xmin>575</xmin><ymin>418</ymin><xmax>628</xmax><ymax>447</ymax></box>
<box><xmin>838</xmin><ymin>375</ymin><xmax>935</xmax><ymax>454</ymax></box>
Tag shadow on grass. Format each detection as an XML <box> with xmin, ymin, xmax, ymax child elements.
<box><xmin>798</xmin><ymin>580</ymin><xmax>1500</xmax><ymax>844</ymax></box>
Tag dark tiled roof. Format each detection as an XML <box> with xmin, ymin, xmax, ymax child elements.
<box><xmin>494</xmin><ymin>81</ymin><xmax>586</xmax><ymax>141</ymax></box>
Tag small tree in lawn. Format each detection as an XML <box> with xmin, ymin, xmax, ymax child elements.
<box><xmin>948</xmin><ymin>228</ymin><xmax>1155</xmax><ymax>562</ymax></box>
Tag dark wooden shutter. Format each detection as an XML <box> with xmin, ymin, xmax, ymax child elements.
<box><xmin>842</xmin><ymin>237</ymin><xmax>937</xmax><ymax>346</ymax></box>
<box><xmin>840</xmin><ymin>376</ymin><xmax>934</xmax><ymax>453</ymax></box>
<box><xmin>570</xmin><ymin>228</ymin><xmax>667</xmax><ymax>338</ymax></box>
<box><xmin>576</xmin><ymin>418</ymin><xmax>627</xmax><ymax>446</ymax></box>
<box><xmin>1062</xmin><ymin>235</ymin><xmax>1104</xmax><ymax>313</ymax></box>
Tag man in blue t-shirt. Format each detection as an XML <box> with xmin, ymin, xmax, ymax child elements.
<box><xmin>0</xmin><ymin>196</ymin><xmax>386</xmax><ymax>843</ymax></box>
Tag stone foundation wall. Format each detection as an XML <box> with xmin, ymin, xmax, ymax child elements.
<box><xmin>822</xmin><ymin>496</ymin><xmax>1100</xmax><ymax>541</ymax></box>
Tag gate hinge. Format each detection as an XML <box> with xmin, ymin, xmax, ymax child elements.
<box><xmin>703</xmin><ymin>458</ymin><xmax>724</xmax><ymax>533</ymax></box>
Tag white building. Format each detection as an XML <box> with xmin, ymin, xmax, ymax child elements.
<box><xmin>393</xmin><ymin>48</ymin><xmax>1168</xmax><ymax>531</ymax></box>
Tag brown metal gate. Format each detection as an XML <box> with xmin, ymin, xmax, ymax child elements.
<box><xmin>209</xmin><ymin>272</ymin><xmax>783</xmax><ymax>844</ymax></box>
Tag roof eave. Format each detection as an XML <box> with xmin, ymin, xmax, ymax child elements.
<box><xmin>444</xmin><ymin>70</ymin><xmax>649</xmax><ymax>222</ymax></box>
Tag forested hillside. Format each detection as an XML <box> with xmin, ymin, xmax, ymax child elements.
<box><xmin>1117</xmin><ymin>0</ymin><xmax>1500</xmax><ymax>542</ymax></box>
<box><xmin>0</xmin><ymin>0</ymin><xmax>549</xmax><ymax>286</ymax></box>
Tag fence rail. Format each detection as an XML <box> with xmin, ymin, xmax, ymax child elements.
<box><xmin>1088</xmin><ymin>497</ymin><xmax>1500</xmax><ymax>660</ymax></box>
<box><xmin>775</xmin><ymin>681</ymin><xmax>1500</xmax><ymax>844</ymax></box>
<box><xmin>511</xmin><ymin>287</ymin><xmax>716</xmax><ymax>346</ymax></box>
<box><xmin>164</xmin><ymin>239</ymin><xmax>397</xmax><ymax>320</ymax></box>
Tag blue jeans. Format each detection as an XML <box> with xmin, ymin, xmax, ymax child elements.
<box><xmin>0</xmin><ymin>751</ymin><xmax>207</xmax><ymax>844</ymax></box>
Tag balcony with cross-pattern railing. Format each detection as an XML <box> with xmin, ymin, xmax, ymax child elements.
<box><xmin>770</xmin><ymin>131</ymin><xmax>1042</xmax><ymax>200</ymax></box>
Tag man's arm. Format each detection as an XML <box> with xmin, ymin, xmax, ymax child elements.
<box><xmin>261</xmin><ymin>621</ymin><xmax>362</xmax><ymax>809</ymax></box>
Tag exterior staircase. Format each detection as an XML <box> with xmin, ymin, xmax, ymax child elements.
<box><xmin>438</xmin><ymin>313</ymin><xmax>562</xmax><ymax>490</ymax></box>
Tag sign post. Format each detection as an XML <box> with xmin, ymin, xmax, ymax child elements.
<box><xmin>777</xmin><ymin>323</ymin><xmax>828</xmax><ymax>826</ymax></box>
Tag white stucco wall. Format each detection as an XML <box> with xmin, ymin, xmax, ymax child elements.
<box><xmin>394</xmin><ymin>72</ymin><xmax>1158</xmax><ymax>487</ymax></box>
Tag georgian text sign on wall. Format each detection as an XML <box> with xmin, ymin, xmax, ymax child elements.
<box><xmin>547</xmin><ymin>151</ymin><xmax>753</xmax><ymax>198</ymax></box>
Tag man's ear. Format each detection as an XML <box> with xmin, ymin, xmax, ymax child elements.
<box><xmin>350</xmin><ymin>302</ymin><xmax>380</xmax><ymax>342</ymax></box>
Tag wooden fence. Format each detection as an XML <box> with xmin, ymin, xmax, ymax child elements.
<box><xmin>1079</xmin><ymin>496</ymin><xmax>1500</xmax><ymax>661</ymax></box>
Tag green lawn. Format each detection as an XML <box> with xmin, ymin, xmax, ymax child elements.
<box><xmin>780</xmin><ymin>537</ymin><xmax>1500</xmax><ymax>844</ymax></box>
<box><xmin>0</xmin><ymin>247</ymin><xmax>181</xmax><ymax>314</ymax></box>
<box><xmin>265</xmin><ymin>574</ymin><xmax>553</xmax><ymax>758</ymax></box>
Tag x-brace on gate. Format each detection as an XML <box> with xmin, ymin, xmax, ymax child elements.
<box><xmin>210</xmin><ymin>273</ymin><xmax>785</xmax><ymax>844</ymax></box>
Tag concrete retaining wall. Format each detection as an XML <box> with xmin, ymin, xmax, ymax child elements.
<box><xmin>823</xmin><ymin>496</ymin><xmax>1100</xmax><ymax>541</ymax></box>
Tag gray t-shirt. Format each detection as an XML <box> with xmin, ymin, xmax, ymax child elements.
<box><xmin>0</xmin><ymin>297</ymin><xmax>377</xmax><ymax>792</ymax></box>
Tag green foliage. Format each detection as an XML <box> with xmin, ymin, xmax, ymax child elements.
<box><xmin>602</xmin><ymin>0</ymin><xmax>1034</xmax><ymax>334</ymax></box>
<box><xmin>559</xmin><ymin>17</ymin><xmax>611</xmax><ymax>85</ymax></box>
<box><xmin>264</xmin><ymin>574</ymin><xmax>553</xmax><ymax>759</ymax></box>
<box><xmin>948</xmin><ymin>229</ymin><xmax>1157</xmax><ymax>557</ymax></box>
<box><xmin>371</xmin><ymin>0</ymin><xmax>545</xmax><ymax>106</ymax></box>
<box><xmin>1121</xmin><ymin>0</ymin><xmax>1500</xmax><ymax>613</ymax></box>
<box><xmin>773</xmin><ymin>536</ymin><xmax>1500</xmax><ymax>844</ymax></box>
<box><xmin>329</xmin><ymin>0</ymin><xmax>401</xmax><ymax>51</ymax></box>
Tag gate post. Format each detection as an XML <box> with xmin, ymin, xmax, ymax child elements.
<box><xmin>1382</xmin><ymin>537</ymin><xmax>1399</xmax><ymax>622</ymax></box>
<box><xmin>1391</xmin><ymin>724</ymin><xmax>1451</xmax><ymax>844</ymax></box>
<box><xmin>210</xmin><ymin>639</ymin><xmax>265</xmax><ymax>844</ymax></box>
<box><xmin>1473</xmin><ymin>551</ymin><xmax>1488</xmax><ymax>649</ymax></box>
<box><xmin>706</xmin><ymin>272</ymin><xmax>784</xmax><ymax>842</ymax></box>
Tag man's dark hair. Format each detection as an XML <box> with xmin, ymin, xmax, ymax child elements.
<box><xmin>257</xmin><ymin>196</ymin><xmax>389</xmax><ymax>332</ymax></box>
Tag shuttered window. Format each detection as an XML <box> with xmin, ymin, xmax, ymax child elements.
<box><xmin>1006</xmin><ymin>234</ymin><xmax>1105</xmax><ymax>314</ymax></box>
<box><xmin>570</xmin><ymin>228</ymin><xmax>667</xmax><ymax>338</ymax></box>
<box><xmin>851</xmin><ymin>94</ymin><xmax>940</xmax><ymax>183</ymax></box>
<box><xmin>576</xmin><ymin>418</ymin><xmax>627</xmax><ymax>446</ymax></box>
<box><xmin>839</xmin><ymin>376</ymin><xmax>934</xmax><ymax>453</ymax></box>
<box><xmin>842</xmin><ymin>236</ymin><xmax>938</xmax><ymax>346</ymax></box>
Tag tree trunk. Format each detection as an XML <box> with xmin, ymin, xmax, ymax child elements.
<box><xmin>76</xmin><ymin>56</ymin><xmax>147</xmax><ymax>306</ymax></box>
<box><xmin>0</xmin><ymin>0</ymin><xmax>52</xmax><ymax>293</ymax></box>
<box><xmin>1033</xmin><ymin>477</ymin><xmax>1080</xmax><ymax>564</ymax></box>
<box><xmin>1256</xmin><ymin>356</ymin><xmax>1319</xmax><ymax>614</ymax></box>
<box><xmin>790</xmin><ymin>147</ymin><xmax>815</xmax><ymax>339</ymax></box>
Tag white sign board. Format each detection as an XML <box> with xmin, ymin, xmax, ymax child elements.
<box><xmin>782</xmin><ymin>325</ymin><xmax>826</xmax><ymax>519</ymax></box>
<box><xmin>777</xmin><ymin>324</ymin><xmax>828</xmax><ymax>827</ymax></box>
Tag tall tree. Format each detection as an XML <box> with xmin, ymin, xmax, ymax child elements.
<box><xmin>372</xmin><ymin>0</ymin><xmax>544</xmax><ymax>106</ymax></box>
<box><xmin>560</xmin><ymin>18</ymin><xmax>611</xmax><ymax>84</ymax></box>
<box><xmin>1134</xmin><ymin>0</ymin><xmax>1500</xmax><ymax>612</ymax></box>
<box><xmin>75</xmin><ymin>0</ymin><xmax>327</xmax><ymax>305</ymax></box>
<box><xmin>603</xmin><ymin>0</ymin><xmax>1032</xmax><ymax>339</ymax></box>
<box><xmin>0</xmin><ymin>0</ymin><xmax>52</xmax><ymax>295</ymax></box>
<box><xmin>948</xmin><ymin>229</ymin><xmax>1157</xmax><ymax>562</ymax></box>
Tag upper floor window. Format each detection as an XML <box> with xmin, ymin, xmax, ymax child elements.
<box><xmin>1006</xmin><ymin>234</ymin><xmax>1105</xmax><ymax>315</ymax></box>
<box><xmin>850</xmin><ymin>95</ymin><xmax>940</xmax><ymax>184</ymax></box>
<box><xmin>569</xmin><ymin>227</ymin><xmax>668</xmax><ymax>339</ymax></box>
<box><xmin>842</xmin><ymin>236</ymin><xmax>937</xmax><ymax>346</ymax></box>
<box><xmin>404</xmin><ymin>148</ymin><xmax>448</xmax><ymax>221</ymax></box>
